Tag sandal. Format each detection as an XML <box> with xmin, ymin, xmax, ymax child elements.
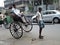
<box><xmin>39</xmin><ymin>36</ymin><xmax>44</xmax><ymax>39</ymax></box>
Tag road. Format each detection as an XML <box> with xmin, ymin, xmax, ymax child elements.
<box><xmin>0</xmin><ymin>23</ymin><xmax>60</xmax><ymax>45</ymax></box>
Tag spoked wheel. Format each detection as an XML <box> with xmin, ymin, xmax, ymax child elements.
<box><xmin>22</xmin><ymin>16</ymin><xmax>33</xmax><ymax>32</ymax></box>
<box><xmin>9</xmin><ymin>22</ymin><xmax>23</xmax><ymax>39</ymax></box>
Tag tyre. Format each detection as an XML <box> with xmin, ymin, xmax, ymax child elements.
<box><xmin>53</xmin><ymin>18</ymin><xmax>59</xmax><ymax>23</ymax></box>
<box><xmin>3</xmin><ymin>18</ymin><xmax>10</xmax><ymax>29</ymax></box>
<box><xmin>9</xmin><ymin>22</ymin><xmax>23</xmax><ymax>39</ymax></box>
<box><xmin>22</xmin><ymin>16</ymin><xmax>33</xmax><ymax>32</ymax></box>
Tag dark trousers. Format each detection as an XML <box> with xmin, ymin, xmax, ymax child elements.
<box><xmin>0</xmin><ymin>20</ymin><xmax>3</xmax><ymax>25</ymax></box>
<box><xmin>39</xmin><ymin>28</ymin><xmax>42</xmax><ymax>36</ymax></box>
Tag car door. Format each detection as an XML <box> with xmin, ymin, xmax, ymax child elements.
<box><xmin>42</xmin><ymin>11</ymin><xmax>53</xmax><ymax>22</ymax></box>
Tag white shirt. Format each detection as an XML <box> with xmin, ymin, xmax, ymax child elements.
<box><xmin>12</xmin><ymin>8</ymin><xmax>21</xmax><ymax>17</ymax></box>
<box><xmin>32</xmin><ymin>11</ymin><xmax>42</xmax><ymax>21</ymax></box>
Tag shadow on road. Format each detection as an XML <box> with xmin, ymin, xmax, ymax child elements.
<box><xmin>32</xmin><ymin>22</ymin><xmax>60</xmax><ymax>25</ymax></box>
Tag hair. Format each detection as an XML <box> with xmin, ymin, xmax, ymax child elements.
<box><xmin>9</xmin><ymin>4</ymin><xmax>16</xmax><ymax>9</ymax></box>
<box><xmin>9</xmin><ymin>6</ymin><xmax>12</xmax><ymax>9</ymax></box>
<box><xmin>0</xmin><ymin>12</ymin><xmax>1</xmax><ymax>14</ymax></box>
<box><xmin>12</xmin><ymin>4</ymin><xmax>16</xmax><ymax>8</ymax></box>
<box><xmin>38</xmin><ymin>7</ymin><xmax>42</xmax><ymax>12</ymax></box>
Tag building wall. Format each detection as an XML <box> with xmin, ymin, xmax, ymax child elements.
<box><xmin>4</xmin><ymin>0</ymin><xmax>30</xmax><ymax>8</ymax></box>
<box><xmin>4</xmin><ymin>0</ymin><xmax>57</xmax><ymax>12</ymax></box>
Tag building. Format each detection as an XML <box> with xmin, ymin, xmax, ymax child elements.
<box><xmin>4</xmin><ymin>0</ymin><xmax>30</xmax><ymax>8</ymax></box>
<box><xmin>0</xmin><ymin>7</ymin><xmax>4</xmax><ymax>13</ymax></box>
<box><xmin>4</xmin><ymin>0</ymin><xmax>58</xmax><ymax>12</ymax></box>
<box><xmin>4</xmin><ymin>0</ymin><xmax>31</xmax><ymax>12</ymax></box>
<box><xmin>0</xmin><ymin>7</ymin><xmax>4</xmax><ymax>11</ymax></box>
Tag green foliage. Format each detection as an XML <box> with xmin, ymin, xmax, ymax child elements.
<box><xmin>53</xmin><ymin>0</ymin><xmax>59</xmax><ymax>3</ymax></box>
<box><xmin>28</xmin><ymin>5</ymin><xmax>33</xmax><ymax>12</ymax></box>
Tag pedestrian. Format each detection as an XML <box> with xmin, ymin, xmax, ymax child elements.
<box><xmin>32</xmin><ymin>7</ymin><xmax>45</xmax><ymax>39</ymax></box>
<box><xmin>0</xmin><ymin>12</ymin><xmax>4</xmax><ymax>27</ymax></box>
<box><xmin>9</xmin><ymin>4</ymin><xmax>27</xmax><ymax>24</ymax></box>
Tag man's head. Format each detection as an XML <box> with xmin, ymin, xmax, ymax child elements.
<box><xmin>9</xmin><ymin>4</ymin><xmax>16</xmax><ymax>9</ymax></box>
<box><xmin>38</xmin><ymin>7</ymin><xmax>42</xmax><ymax>12</ymax></box>
<box><xmin>12</xmin><ymin>4</ymin><xmax>16</xmax><ymax>8</ymax></box>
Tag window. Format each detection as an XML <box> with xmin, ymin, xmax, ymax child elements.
<box><xmin>43</xmin><ymin>12</ymin><xmax>51</xmax><ymax>15</ymax></box>
<box><xmin>51</xmin><ymin>11</ymin><xmax>56</xmax><ymax>14</ymax></box>
<box><xmin>48</xmin><ymin>12</ymin><xmax>51</xmax><ymax>14</ymax></box>
<box><xmin>43</xmin><ymin>11</ymin><xmax>56</xmax><ymax>15</ymax></box>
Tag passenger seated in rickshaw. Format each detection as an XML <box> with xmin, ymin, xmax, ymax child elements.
<box><xmin>9</xmin><ymin>4</ymin><xmax>26</xmax><ymax>24</ymax></box>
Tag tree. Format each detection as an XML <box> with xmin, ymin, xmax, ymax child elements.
<box><xmin>43</xmin><ymin>0</ymin><xmax>53</xmax><ymax>10</ymax></box>
<box><xmin>53</xmin><ymin>0</ymin><xmax>59</xmax><ymax>9</ymax></box>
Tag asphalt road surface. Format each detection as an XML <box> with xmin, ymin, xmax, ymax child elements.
<box><xmin>0</xmin><ymin>23</ymin><xmax>60</xmax><ymax>45</ymax></box>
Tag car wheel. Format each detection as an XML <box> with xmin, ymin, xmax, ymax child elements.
<box><xmin>53</xmin><ymin>18</ymin><xmax>59</xmax><ymax>23</ymax></box>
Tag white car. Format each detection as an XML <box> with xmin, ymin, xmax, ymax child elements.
<box><xmin>42</xmin><ymin>10</ymin><xmax>60</xmax><ymax>23</ymax></box>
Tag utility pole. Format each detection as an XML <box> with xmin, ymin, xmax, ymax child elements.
<box><xmin>41</xmin><ymin>0</ymin><xmax>43</xmax><ymax>11</ymax></box>
<box><xmin>22</xmin><ymin>0</ymin><xmax>24</xmax><ymax>4</ymax></box>
<box><xmin>58</xmin><ymin>0</ymin><xmax>59</xmax><ymax>9</ymax></box>
<box><xmin>12</xmin><ymin>0</ymin><xmax>14</xmax><ymax>4</ymax></box>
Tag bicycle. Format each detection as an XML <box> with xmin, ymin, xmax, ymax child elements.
<box><xmin>9</xmin><ymin>15</ymin><xmax>33</xmax><ymax>39</ymax></box>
